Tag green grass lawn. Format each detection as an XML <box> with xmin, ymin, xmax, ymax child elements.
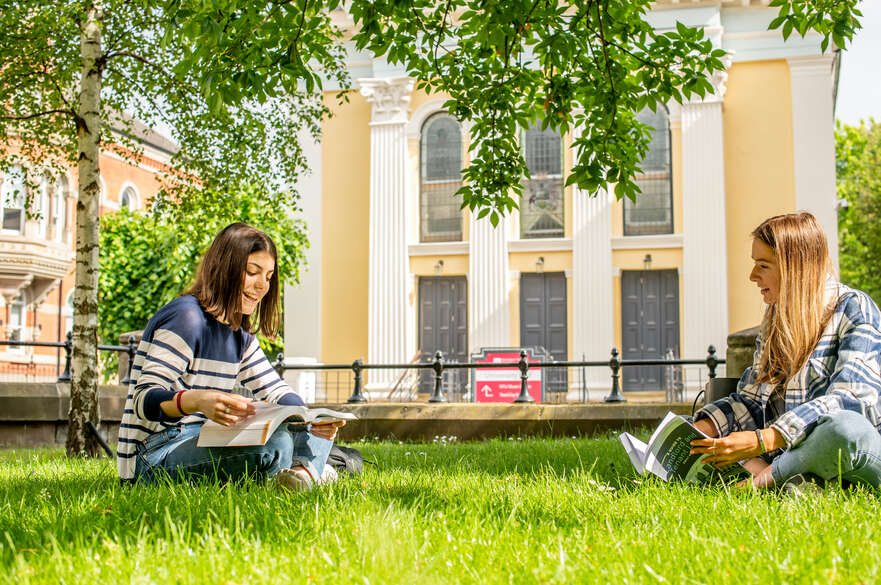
<box><xmin>1</xmin><ymin>434</ymin><xmax>879</xmax><ymax>585</ymax></box>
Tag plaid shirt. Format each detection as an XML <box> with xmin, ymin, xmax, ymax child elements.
<box><xmin>696</xmin><ymin>281</ymin><xmax>881</xmax><ymax>448</ymax></box>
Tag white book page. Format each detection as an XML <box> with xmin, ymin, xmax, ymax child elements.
<box><xmin>618</xmin><ymin>432</ymin><xmax>648</xmax><ymax>475</ymax></box>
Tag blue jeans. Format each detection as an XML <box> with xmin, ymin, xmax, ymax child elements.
<box><xmin>771</xmin><ymin>410</ymin><xmax>881</xmax><ymax>488</ymax></box>
<box><xmin>134</xmin><ymin>423</ymin><xmax>334</xmax><ymax>485</ymax></box>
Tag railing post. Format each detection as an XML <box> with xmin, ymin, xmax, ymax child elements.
<box><xmin>706</xmin><ymin>345</ymin><xmax>718</xmax><ymax>379</ymax></box>
<box><xmin>58</xmin><ymin>331</ymin><xmax>72</xmax><ymax>383</ymax></box>
<box><xmin>428</xmin><ymin>350</ymin><xmax>446</xmax><ymax>403</ymax></box>
<box><xmin>274</xmin><ymin>352</ymin><xmax>285</xmax><ymax>378</ymax></box>
<box><xmin>514</xmin><ymin>349</ymin><xmax>534</xmax><ymax>403</ymax></box>
<box><xmin>120</xmin><ymin>335</ymin><xmax>137</xmax><ymax>385</ymax></box>
<box><xmin>604</xmin><ymin>347</ymin><xmax>626</xmax><ymax>403</ymax></box>
<box><xmin>347</xmin><ymin>359</ymin><xmax>366</xmax><ymax>403</ymax></box>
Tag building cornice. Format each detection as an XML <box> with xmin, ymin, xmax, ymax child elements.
<box><xmin>611</xmin><ymin>234</ymin><xmax>683</xmax><ymax>250</ymax></box>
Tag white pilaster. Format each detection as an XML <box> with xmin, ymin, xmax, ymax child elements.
<box><xmin>469</xmin><ymin>214</ymin><xmax>510</xmax><ymax>353</ymax></box>
<box><xmin>787</xmin><ymin>55</ymin><xmax>838</xmax><ymax>268</ymax></box>
<box><xmin>572</xmin><ymin>170</ymin><xmax>614</xmax><ymax>387</ymax></box>
<box><xmin>359</xmin><ymin>77</ymin><xmax>414</xmax><ymax>387</ymax></box>
<box><xmin>681</xmin><ymin>97</ymin><xmax>729</xmax><ymax>358</ymax></box>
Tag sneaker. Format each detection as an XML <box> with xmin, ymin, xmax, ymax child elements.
<box><xmin>274</xmin><ymin>465</ymin><xmax>314</xmax><ymax>492</ymax></box>
<box><xmin>779</xmin><ymin>473</ymin><xmax>825</xmax><ymax>497</ymax></box>
<box><xmin>320</xmin><ymin>465</ymin><xmax>339</xmax><ymax>485</ymax></box>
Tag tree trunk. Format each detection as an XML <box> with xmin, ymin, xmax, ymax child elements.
<box><xmin>66</xmin><ymin>1</ymin><xmax>104</xmax><ymax>457</ymax></box>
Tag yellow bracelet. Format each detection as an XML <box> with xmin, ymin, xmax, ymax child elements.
<box><xmin>755</xmin><ymin>428</ymin><xmax>767</xmax><ymax>454</ymax></box>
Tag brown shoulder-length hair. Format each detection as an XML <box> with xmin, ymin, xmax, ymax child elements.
<box><xmin>752</xmin><ymin>212</ymin><xmax>834</xmax><ymax>385</ymax></box>
<box><xmin>186</xmin><ymin>223</ymin><xmax>281</xmax><ymax>338</ymax></box>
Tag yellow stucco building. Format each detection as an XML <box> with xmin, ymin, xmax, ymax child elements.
<box><xmin>283</xmin><ymin>1</ymin><xmax>839</xmax><ymax>395</ymax></box>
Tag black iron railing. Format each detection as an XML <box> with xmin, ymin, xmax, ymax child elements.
<box><xmin>0</xmin><ymin>336</ymin><xmax>724</xmax><ymax>404</ymax></box>
<box><xmin>272</xmin><ymin>346</ymin><xmax>725</xmax><ymax>404</ymax></box>
<box><xmin>0</xmin><ymin>332</ymin><xmax>139</xmax><ymax>384</ymax></box>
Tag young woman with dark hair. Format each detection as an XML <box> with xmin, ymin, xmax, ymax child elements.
<box><xmin>117</xmin><ymin>223</ymin><xmax>343</xmax><ymax>490</ymax></box>
<box><xmin>690</xmin><ymin>212</ymin><xmax>881</xmax><ymax>490</ymax></box>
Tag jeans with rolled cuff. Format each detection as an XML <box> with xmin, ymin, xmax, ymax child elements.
<box><xmin>771</xmin><ymin>410</ymin><xmax>881</xmax><ymax>488</ymax></box>
<box><xmin>133</xmin><ymin>423</ymin><xmax>333</xmax><ymax>484</ymax></box>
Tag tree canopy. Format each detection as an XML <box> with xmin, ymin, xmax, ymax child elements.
<box><xmin>167</xmin><ymin>0</ymin><xmax>863</xmax><ymax>225</ymax></box>
<box><xmin>0</xmin><ymin>0</ymin><xmax>333</xmax><ymax>455</ymax></box>
<box><xmin>837</xmin><ymin>119</ymin><xmax>881</xmax><ymax>304</ymax></box>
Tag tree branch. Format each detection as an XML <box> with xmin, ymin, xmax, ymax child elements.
<box><xmin>1</xmin><ymin>109</ymin><xmax>75</xmax><ymax>121</ymax></box>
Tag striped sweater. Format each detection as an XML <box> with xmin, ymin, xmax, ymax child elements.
<box><xmin>116</xmin><ymin>295</ymin><xmax>303</xmax><ymax>480</ymax></box>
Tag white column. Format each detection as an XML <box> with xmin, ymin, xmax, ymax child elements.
<box><xmin>282</xmin><ymin>130</ymin><xmax>322</xmax><ymax>401</ymax></box>
<box><xmin>284</xmin><ymin>130</ymin><xmax>322</xmax><ymax>360</ymax></box>
<box><xmin>360</xmin><ymin>77</ymin><xmax>414</xmax><ymax>388</ymax></box>
<box><xmin>788</xmin><ymin>55</ymin><xmax>838</xmax><ymax>268</ymax></box>
<box><xmin>468</xmin><ymin>214</ymin><xmax>510</xmax><ymax>353</ymax></box>
<box><xmin>572</xmin><ymin>170</ymin><xmax>614</xmax><ymax>388</ymax></box>
<box><xmin>681</xmin><ymin>95</ymin><xmax>729</xmax><ymax>359</ymax></box>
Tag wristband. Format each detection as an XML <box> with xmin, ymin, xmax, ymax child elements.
<box><xmin>175</xmin><ymin>390</ymin><xmax>187</xmax><ymax>416</ymax></box>
<box><xmin>755</xmin><ymin>428</ymin><xmax>767</xmax><ymax>454</ymax></box>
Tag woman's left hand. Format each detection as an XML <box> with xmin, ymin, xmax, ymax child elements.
<box><xmin>690</xmin><ymin>428</ymin><xmax>784</xmax><ymax>467</ymax></box>
<box><xmin>310</xmin><ymin>420</ymin><xmax>346</xmax><ymax>441</ymax></box>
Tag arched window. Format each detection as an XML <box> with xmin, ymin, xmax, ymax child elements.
<box><xmin>1</xmin><ymin>166</ymin><xmax>25</xmax><ymax>234</ymax></box>
<box><xmin>120</xmin><ymin>185</ymin><xmax>138</xmax><ymax>211</ymax></box>
<box><xmin>521</xmin><ymin>124</ymin><xmax>564</xmax><ymax>238</ymax></box>
<box><xmin>51</xmin><ymin>177</ymin><xmax>68</xmax><ymax>243</ymax></box>
<box><xmin>624</xmin><ymin>106</ymin><xmax>673</xmax><ymax>236</ymax></box>
<box><xmin>420</xmin><ymin>112</ymin><xmax>462</xmax><ymax>242</ymax></box>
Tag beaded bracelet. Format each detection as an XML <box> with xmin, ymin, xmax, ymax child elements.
<box><xmin>755</xmin><ymin>428</ymin><xmax>767</xmax><ymax>454</ymax></box>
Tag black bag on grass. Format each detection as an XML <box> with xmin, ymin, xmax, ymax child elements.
<box><xmin>327</xmin><ymin>445</ymin><xmax>364</xmax><ymax>475</ymax></box>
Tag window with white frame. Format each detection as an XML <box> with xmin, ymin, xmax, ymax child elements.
<box><xmin>8</xmin><ymin>293</ymin><xmax>25</xmax><ymax>351</ymax></box>
<box><xmin>420</xmin><ymin>112</ymin><xmax>463</xmax><ymax>242</ymax></box>
<box><xmin>521</xmin><ymin>124</ymin><xmax>564</xmax><ymax>239</ymax></box>
<box><xmin>120</xmin><ymin>186</ymin><xmax>138</xmax><ymax>211</ymax></box>
<box><xmin>1</xmin><ymin>166</ymin><xmax>25</xmax><ymax>234</ymax></box>
<box><xmin>50</xmin><ymin>178</ymin><xmax>67</xmax><ymax>242</ymax></box>
<box><xmin>64</xmin><ymin>290</ymin><xmax>74</xmax><ymax>337</ymax></box>
<box><xmin>624</xmin><ymin>106</ymin><xmax>673</xmax><ymax>236</ymax></box>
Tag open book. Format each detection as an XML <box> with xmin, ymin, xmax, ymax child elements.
<box><xmin>619</xmin><ymin>411</ymin><xmax>749</xmax><ymax>484</ymax></box>
<box><xmin>197</xmin><ymin>402</ymin><xmax>357</xmax><ymax>448</ymax></box>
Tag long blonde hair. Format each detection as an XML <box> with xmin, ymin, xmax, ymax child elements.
<box><xmin>752</xmin><ymin>212</ymin><xmax>833</xmax><ymax>385</ymax></box>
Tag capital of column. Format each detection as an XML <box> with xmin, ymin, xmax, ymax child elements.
<box><xmin>685</xmin><ymin>52</ymin><xmax>733</xmax><ymax>105</ymax></box>
<box><xmin>358</xmin><ymin>77</ymin><xmax>415</xmax><ymax>125</ymax></box>
<box><xmin>786</xmin><ymin>54</ymin><xmax>835</xmax><ymax>78</ymax></box>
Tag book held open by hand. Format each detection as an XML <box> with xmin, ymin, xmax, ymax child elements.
<box><xmin>619</xmin><ymin>411</ymin><xmax>749</xmax><ymax>484</ymax></box>
<box><xmin>197</xmin><ymin>402</ymin><xmax>357</xmax><ymax>448</ymax></box>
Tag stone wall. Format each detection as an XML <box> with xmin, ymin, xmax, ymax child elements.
<box><xmin>726</xmin><ymin>325</ymin><xmax>759</xmax><ymax>380</ymax></box>
<box><xmin>0</xmin><ymin>381</ymin><xmax>691</xmax><ymax>446</ymax></box>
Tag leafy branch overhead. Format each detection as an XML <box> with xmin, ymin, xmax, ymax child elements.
<box><xmin>167</xmin><ymin>0</ymin><xmax>860</xmax><ymax>228</ymax></box>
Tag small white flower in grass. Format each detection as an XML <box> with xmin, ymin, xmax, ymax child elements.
<box><xmin>587</xmin><ymin>479</ymin><xmax>616</xmax><ymax>492</ymax></box>
<box><xmin>405</xmin><ymin>452</ymin><xmax>412</xmax><ymax>456</ymax></box>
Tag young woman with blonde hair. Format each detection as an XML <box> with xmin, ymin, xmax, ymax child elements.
<box><xmin>690</xmin><ymin>212</ymin><xmax>881</xmax><ymax>489</ymax></box>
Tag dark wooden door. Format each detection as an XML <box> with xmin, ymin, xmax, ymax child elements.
<box><xmin>621</xmin><ymin>269</ymin><xmax>679</xmax><ymax>391</ymax></box>
<box><xmin>520</xmin><ymin>272</ymin><xmax>568</xmax><ymax>397</ymax></box>
<box><xmin>419</xmin><ymin>277</ymin><xmax>468</xmax><ymax>390</ymax></box>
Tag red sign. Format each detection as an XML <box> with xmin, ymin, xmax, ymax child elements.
<box><xmin>471</xmin><ymin>349</ymin><xmax>544</xmax><ymax>403</ymax></box>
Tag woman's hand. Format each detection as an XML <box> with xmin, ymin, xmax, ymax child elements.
<box><xmin>309</xmin><ymin>420</ymin><xmax>346</xmax><ymax>441</ymax></box>
<box><xmin>690</xmin><ymin>428</ymin><xmax>785</xmax><ymax>467</ymax></box>
<box><xmin>181</xmin><ymin>390</ymin><xmax>256</xmax><ymax>426</ymax></box>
